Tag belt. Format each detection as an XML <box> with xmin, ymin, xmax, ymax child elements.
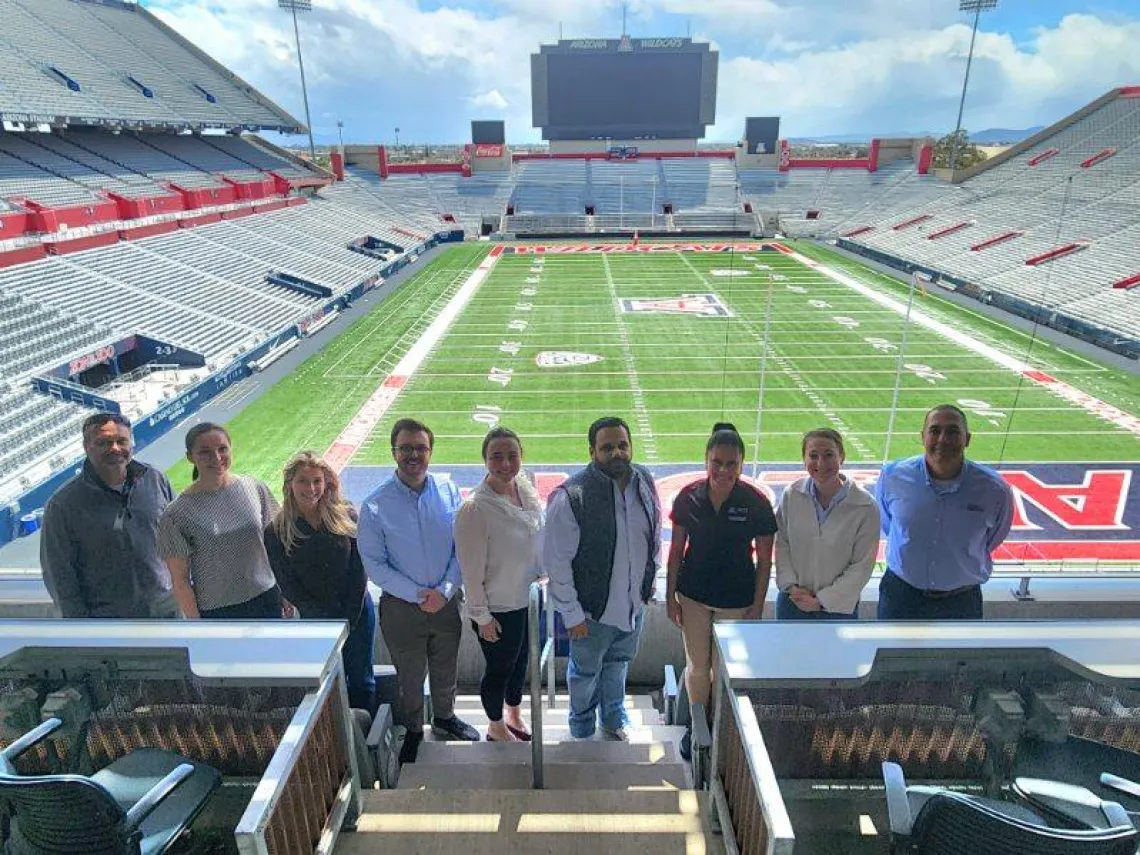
<box><xmin>888</xmin><ymin>569</ymin><xmax>978</xmax><ymax>600</ymax></box>
<box><xmin>921</xmin><ymin>584</ymin><xmax>978</xmax><ymax>600</ymax></box>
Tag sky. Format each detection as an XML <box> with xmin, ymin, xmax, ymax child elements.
<box><xmin>140</xmin><ymin>0</ymin><xmax>1140</xmax><ymax>145</ymax></box>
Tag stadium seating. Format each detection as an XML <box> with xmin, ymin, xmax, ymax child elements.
<box><xmin>0</xmin><ymin>0</ymin><xmax>296</xmax><ymax>130</ymax></box>
<box><xmin>510</xmin><ymin>160</ymin><xmax>590</xmax><ymax>214</ymax></box>
<box><xmin>62</xmin><ymin>130</ymin><xmax>226</xmax><ymax>190</ymax></box>
<box><xmin>590</xmin><ymin>160</ymin><xmax>662</xmax><ymax>214</ymax></box>
<box><xmin>661</xmin><ymin>158</ymin><xmax>739</xmax><ymax>211</ymax></box>
<box><xmin>846</xmin><ymin>91</ymin><xmax>1140</xmax><ymax>342</ymax></box>
<box><xmin>0</xmin><ymin>145</ymin><xmax>102</xmax><ymax>208</ymax></box>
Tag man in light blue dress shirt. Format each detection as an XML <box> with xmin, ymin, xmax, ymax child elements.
<box><xmin>358</xmin><ymin>418</ymin><xmax>478</xmax><ymax>762</ymax></box>
<box><xmin>876</xmin><ymin>405</ymin><xmax>1014</xmax><ymax>619</ymax></box>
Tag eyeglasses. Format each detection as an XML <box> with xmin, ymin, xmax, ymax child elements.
<box><xmin>394</xmin><ymin>444</ymin><xmax>431</xmax><ymax>456</ymax></box>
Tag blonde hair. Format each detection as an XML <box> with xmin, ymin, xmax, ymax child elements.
<box><xmin>274</xmin><ymin>452</ymin><xmax>357</xmax><ymax>554</ymax></box>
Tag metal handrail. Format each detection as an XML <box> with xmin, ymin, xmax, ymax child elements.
<box><xmin>528</xmin><ymin>579</ymin><xmax>557</xmax><ymax>789</ymax></box>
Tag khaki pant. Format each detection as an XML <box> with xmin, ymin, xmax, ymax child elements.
<box><xmin>678</xmin><ymin>593</ymin><xmax>748</xmax><ymax>712</ymax></box>
<box><xmin>379</xmin><ymin>593</ymin><xmax>462</xmax><ymax>733</ymax></box>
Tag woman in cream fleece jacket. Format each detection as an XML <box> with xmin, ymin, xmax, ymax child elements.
<box><xmin>455</xmin><ymin>427</ymin><xmax>543</xmax><ymax>743</ymax></box>
<box><xmin>775</xmin><ymin>429</ymin><xmax>880</xmax><ymax>620</ymax></box>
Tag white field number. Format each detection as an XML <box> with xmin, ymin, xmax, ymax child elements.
<box><xmin>957</xmin><ymin>398</ymin><xmax>1007</xmax><ymax>422</ymax></box>
<box><xmin>809</xmin><ymin>299</ymin><xmax>831</xmax><ymax>308</ymax></box>
<box><xmin>904</xmin><ymin>363</ymin><xmax>946</xmax><ymax>384</ymax></box>
<box><xmin>865</xmin><ymin>337</ymin><xmax>898</xmax><ymax>353</ymax></box>
<box><xmin>833</xmin><ymin>316</ymin><xmax>860</xmax><ymax>328</ymax></box>
<box><xmin>472</xmin><ymin>405</ymin><xmax>502</xmax><ymax>426</ymax></box>
<box><xmin>488</xmin><ymin>367</ymin><xmax>513</xmax><ymax>387</ymax></box>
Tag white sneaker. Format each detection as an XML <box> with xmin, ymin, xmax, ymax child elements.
<box><xmin>570</xmin><ymin>732</ymin><xmax>595</xmax><ymax>741</ymax></box>
<box><xmin>601</xmin><ymin>726</ymin><xmax>628</xmax><ymax>742</ymax></box>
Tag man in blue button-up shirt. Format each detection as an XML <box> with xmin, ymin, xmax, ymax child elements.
<box><xmin>358</xmin><ymin>418</ymin><xmax>478</xmax><ymax>761</ymax></box>
<box><xmin>876</xmin><ymin>405</ymin><xmax>1014</xmax><ymax>620</ymax></box>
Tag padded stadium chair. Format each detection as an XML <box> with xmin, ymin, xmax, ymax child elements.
<box><xmin>882</xmin><ymin>761</ymin><xmax>1138</xmax><ymax>854</ymax></box>
<box><xmin>0</xmin><ymin>717</ymin><xmax>221</xmax><ymax>855</ymax></box>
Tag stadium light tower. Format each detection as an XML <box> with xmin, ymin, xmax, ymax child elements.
<box><xmin>948</xmin><ymin>0</ymin><xmax>998</xmax><ymax>173</ymax></box>
<box><xmin>278</xmin><ymin>0</ymin><xmax>316</xmax><ymax>161</ymax></box>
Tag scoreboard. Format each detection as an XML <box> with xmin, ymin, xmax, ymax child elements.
<box><xmin>531</xmin><ymin>38</ymin><xmax>718</xmax><ymax>141</ymax></box>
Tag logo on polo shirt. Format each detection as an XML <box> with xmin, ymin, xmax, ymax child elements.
<box><xmin>535</xmin><ymin>351</ymin><xmax>604</xmax><ymax>368</ymax></box>
<box><xmin>619</xmin><ymin>293</ymin><xmax>733</xmax><ymax>317</ymax></box>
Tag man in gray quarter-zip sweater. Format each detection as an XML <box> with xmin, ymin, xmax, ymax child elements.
<box><xmin>40</xmin><ymin>413</ymin><xmax>179</xmax><ymax>618</ymax></box>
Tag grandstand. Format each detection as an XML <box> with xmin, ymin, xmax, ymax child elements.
<box><xmin>0</xmin><ymin>0</ymin><xmax>462</xmax><ymax>505</ymax></box>
<box><xmin>842</xmin><ymin>86</ymin><xmax>1140</xmax><ymax>354</ymax></box>
<box><xmin>0</xmin><ymin>0</ymin><xmax>298</xmax><ymax>130</ymax></box>
<box><xmin>0</xmin><ymin>4</ymin><xmax>1136</xmax><ymax>854</ymax></box>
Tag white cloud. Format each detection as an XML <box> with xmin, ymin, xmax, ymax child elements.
<box><xmin>469</xmin><ymin>89</ymin><xmax>510</xmax><ymax>110</ymax></box>
<box><xmin>145</xmin><ymin>1</ymin><xmax>1140</xmax><ymax>143</ymax></box>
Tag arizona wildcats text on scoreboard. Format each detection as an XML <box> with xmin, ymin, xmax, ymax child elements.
<box><xmin>531</xmin><ymin>38</ymin><xmax>718</xmax><ymax>141</ymax></box>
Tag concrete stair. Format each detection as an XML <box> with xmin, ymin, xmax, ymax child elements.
<box><xmin>339</xmin><ymin>789</ymin><xmax>724</xmax><ymax>854</ymax></box>
<box><xmin>337</xmin><ymin>693</ymin><xmax>716</xmax><ymax>853</ymax></box>
<box><xmin>397</xmin><ymin>761</ymin><xmax>688</xmax><ymax>790</ymax></box>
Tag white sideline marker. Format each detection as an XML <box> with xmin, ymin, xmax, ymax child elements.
<box><xmin>324</xmin><ymin>249</ymin><xmax>504</xmax><ymax>470</ymax></box>
<box><xmin>784</xmin><ymin>249</ymin><xmax>1140</xmax><ymax>438</ymax></box>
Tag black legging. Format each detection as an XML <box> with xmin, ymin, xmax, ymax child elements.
<box><xmin>199</xmin><ymin>585</ymin><xmax>283</xmax><ymax>619</ymax></box>
<box><xmin>472</xmin><ymin>607</ymin><xmax>529</xmax><ymax>722</ymax></box>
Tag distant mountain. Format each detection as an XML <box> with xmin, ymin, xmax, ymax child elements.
<box><xmin>791</xmin><ymin>126</ymin><xmax>1045</xmax><ymax>145</ymax></box>
<box><xmin>970</xmin><ymin>126</ymin><xmax>1045</xmax><ymax>144</ymax></box>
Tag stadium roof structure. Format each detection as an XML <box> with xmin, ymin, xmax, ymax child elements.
<box><xmin>0</xmin><ymin>0</ymin><xmax>303</xmax><ymax>133</ymax></box>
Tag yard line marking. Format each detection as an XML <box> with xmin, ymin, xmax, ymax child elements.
<box><xmin>603</xmin><ymin>253</ymin><xmax>658</xmax><ymax>462</ymax></box>
<box><xmin>674</xmin><ymin>251</ymin><xmax>876</xmax><ymax>459</ymax></box>
<box><xmin>323</xmin><ymin>247</ymin><xmax>503</xmax><ymax>470</ymax></box>
<box><xmin>785</xmin><ymin>248</ymin><xmax>1140</xmax><ymax>439</ymax></box>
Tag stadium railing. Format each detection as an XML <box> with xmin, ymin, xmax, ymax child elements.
<box><xmin>527</xmin><ymin>579</ymin><xmax>557</xmax><ymax>789</ymax></box>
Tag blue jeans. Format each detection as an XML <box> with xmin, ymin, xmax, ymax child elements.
<box><xmin>343</xmin><ymin>590</ymin><xmax>377</xmax><ymax>715</ymax></box>
<box><xmin>567</xmin><ymin>612</ymin><xmax>643</xmax><ymax>738</ymax></box>
<box><xmin>776</xmin><ymin>590</ymin><xmax>858</xmax><ymax>621</ymax></box>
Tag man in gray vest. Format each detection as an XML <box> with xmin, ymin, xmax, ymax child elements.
<box><xmin>544</xmin><ymin>416</ymin><xmax>661</xmax><ymax>740</ymax></box>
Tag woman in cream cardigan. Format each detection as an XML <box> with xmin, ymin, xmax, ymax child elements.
<box><xmin>775</xmin><ymin>428</ymin><xmax>880</xmax><ymax>620</ymax></box>
<box><xmin>455</xmin><ymin>427</ymin><xmax>543</xmax><ymax>742</ymax></box>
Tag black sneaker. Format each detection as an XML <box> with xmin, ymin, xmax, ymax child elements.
<box><xmin>399</xmin><ymin>730</ymin><xmax>423</xmax><ymax>764</ymax></box>
<box><xmin>431</xmin><ymin>715</ymin><xmax>480</xmax><ymax>741</ymax></box>
<box><xmin>679</xmin><ymin>728</ymin><xmax>692</xmax><ymax>762</ymax></box>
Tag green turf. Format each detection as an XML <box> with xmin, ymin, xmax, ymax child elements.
<box><xmin>167</xmin><ymin>244</ymin><xmax>488</xmax><ymax>492</ymax></box>
<box><xmin>168</xmin><ymin>241</ymin><xmax>1140</xmax><ymax>490</ymax></box>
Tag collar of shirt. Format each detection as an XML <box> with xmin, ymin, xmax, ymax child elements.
<box><xmin>919</xmin><ymin>456</ymin><xmax>968</xmax><ymax>494</ymax></box>
<box><xmin>806</xmin><ymin>477</ymin><xmax>850</xmax><ymax>511</ymax></box>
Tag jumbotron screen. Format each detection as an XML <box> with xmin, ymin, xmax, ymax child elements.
<box><xmin>531</xmin><ymin>38</ymin><xmax>718</xmax><ymax>141</ymax></box>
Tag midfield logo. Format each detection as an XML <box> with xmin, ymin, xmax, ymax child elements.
<box><xmin>535</xmin><ymin>351</ymin><xmax>604</xmax><ymax>367</ymax></box>
<box><xmin>619</xmin><ymin>293</ymin><xmax>733</xmax><ymax>317</ymax></box>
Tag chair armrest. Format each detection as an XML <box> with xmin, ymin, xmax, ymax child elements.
<box><xmin>1014</xmin><ymin>777</ymin><xmax>1132</xmax><ymax>831</ymax></box>
<box><xmin>882</xmin><ymin>761</ymin><xmax>914</xmax><ymax>835</ymax></box>
<box><xmin>1</xmin><ymin>718</ymin><xmax>63</xmax><ymax>762</ymax></box>
<box><xmin>124</xmin><ymin>763</ymin><xmax>193</xmax><ymax>829</ymax></box>
<box><xmin>1101</xmin><ymin>772</ymin><xmax>1140</xmax><ymax>802</ymax></box>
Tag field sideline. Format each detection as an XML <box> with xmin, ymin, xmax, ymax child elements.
<box><xmin>168</xmin><ymin>241</ymin><xmax>1139</xmax><ymax>492</ymax></box>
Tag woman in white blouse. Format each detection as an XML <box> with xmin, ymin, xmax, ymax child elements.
<box><xmin>775</xmin><ymin>429</ymin><xmax>880</xmax><ymax>620</ymax></box>
<box><xmin>455</xmin><ymin>427</ymin><xmax>543</xmax><ymax>742</ymax></box>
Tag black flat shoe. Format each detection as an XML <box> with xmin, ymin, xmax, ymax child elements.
<box><xmin>506</xmin><ymin>724</ymin><xmax>532</xmax><ymax>742</ymax></box>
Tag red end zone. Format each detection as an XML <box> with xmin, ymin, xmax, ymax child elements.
<box><xmin>498</xmin><ymin>242</ymin><xmax>770</xmax><ymax>254</ymax></box>
<box><xmin>338</xmin><ymin>463</ymin><xmax>1140</xmax><ymax>565</ymax></box>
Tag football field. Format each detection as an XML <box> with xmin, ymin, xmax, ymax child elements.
<box><xmin>355</xmin><ymin>243</ymin><xmax>1140</xmax><ymax>466</ymax></box>
<box><xmin>166</xmin><ymin>241</ymin><xmax>1140</xmax><ymax>565</ymax></box>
